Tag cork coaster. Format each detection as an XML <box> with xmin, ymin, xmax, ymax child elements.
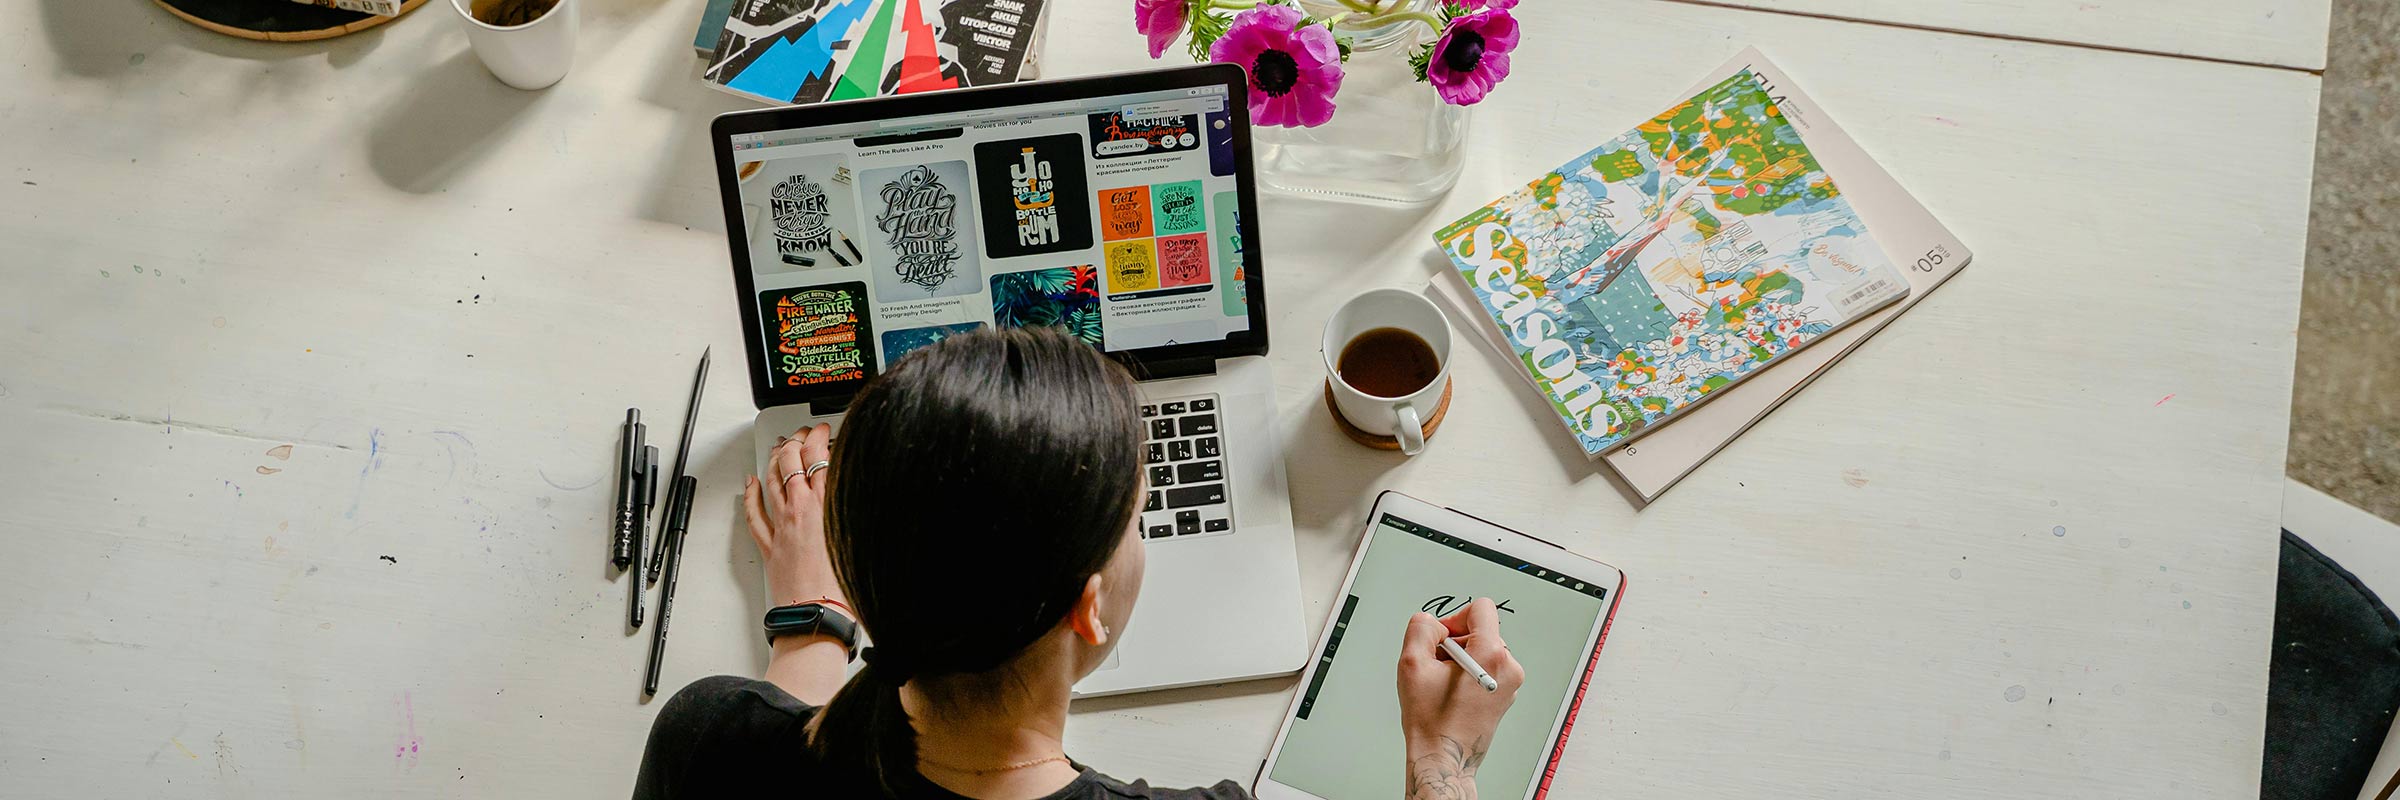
<box><xmin>1326</xmin><ymin>380</ymin><xmax>1453</xmax><ymax>451</ymax></box>
<box><xmin>155</xmin><ymin>0</ymin><xmax>430</xmax><ymax>43</ymax></box>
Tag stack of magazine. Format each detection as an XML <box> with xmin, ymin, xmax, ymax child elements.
<box><xmin>1429</xmin><ymin>49</ymin><xmax>1971</xmax><ymax>503</ymax></box>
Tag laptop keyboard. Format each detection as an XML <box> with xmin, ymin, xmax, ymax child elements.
<box><xmin>1138</xmin><ymin>394</ymin><xmax>1232</xmax><ymax>541</ymax></box>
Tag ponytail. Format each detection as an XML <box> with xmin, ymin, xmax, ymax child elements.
<box><xmin>807</xmin><ymin>654</ymin><xmax>916</xmax><ymax>796</ymax></box>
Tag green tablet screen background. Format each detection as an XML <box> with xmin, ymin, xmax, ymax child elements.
<box><xmin>1269</xmin><ymin>514</ymin><xmax>1609</xmax><ymax>800</ymax></box>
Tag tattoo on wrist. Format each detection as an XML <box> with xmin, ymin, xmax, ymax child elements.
<box><xmin>1406</xmin><ymin>735</ymin><xmax>1490</xmax><ymax>800</ymax></box>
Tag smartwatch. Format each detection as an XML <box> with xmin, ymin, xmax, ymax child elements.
<box><xmin>763</xmin><ymin>602</ymin><xmax>860</xmax><ymax>660</ymax></box>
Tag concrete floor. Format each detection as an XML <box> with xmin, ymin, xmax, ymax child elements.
<box><xmin>2289</xmin><ymin>0</ymin><xmax>2400</xmax><ymax>524</ymax></box>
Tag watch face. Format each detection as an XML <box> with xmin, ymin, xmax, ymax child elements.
<box><xmin>768</xmin><ymin>605</ymin><xmax>823</xmax><ymax>628</ymax></box>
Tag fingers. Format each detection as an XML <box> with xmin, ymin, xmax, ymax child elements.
<box><xmin>1433</xmin><ymin>598</ymin><xmax>1477</xmax><ymax>637</ymax></box>
<box><xmin>759</xmin><ymin>467</ymin><xmax>785</xmax><ymax>524</ymax></box>
<box><xmin>1465</xmin><ymin>597</ymin><xmax>1501</xmax><ymax>640</ymax></box>
<box><xmin>1436</xmin><ymin>598</ymin><xmax>1508</xmax><ymax>663</ymax></box>
<box><xmin>742</xmin><ymin>476</ymin><xmax>773</xmax><ymax>556</ymax></box>
<box><xmin>772</xmin><ymin>426</ymin><xmax>832</xmax><ymax>513</ymax></box>
<box><xmin>770</xmin><ymin>432</ymin><xmax>807</xmax><ymax>487</ymax></box>
<box><xmin>1399</xmin><ymin>612</ymin><xmax>1448</xmax><ymax>667</ymax></box>
<box><xmin>798</xmin><ymin>423</ymin><xmax>832</xmax><ymax>497</ymax></box>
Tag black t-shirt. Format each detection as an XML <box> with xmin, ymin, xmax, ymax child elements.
<box><xmin>634</xmin><ymin>675</ymin><xmax>1254</xmax><ymax>800</ymax></box>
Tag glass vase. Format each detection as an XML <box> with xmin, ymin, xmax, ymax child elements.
<box><xmin>1253</xmin><ymin>0</ymin><xmax>1469</xmax><ymax>205</ymax></box>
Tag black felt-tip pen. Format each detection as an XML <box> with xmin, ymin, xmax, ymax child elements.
<box><xmin>610</xmin><ymin>409</ymin><xmax>641</xmax><ymax>570</ymax></box>
<box><xmin>645</xmin><ymin>474</ymin><xmax>699</xmax><ymax>697</ymax></box>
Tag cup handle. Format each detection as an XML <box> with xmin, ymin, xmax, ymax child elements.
<box><xmin>1395</xmin><ymin>405</ymin><xmax>1425</xmax><ymax>456</ymax></box>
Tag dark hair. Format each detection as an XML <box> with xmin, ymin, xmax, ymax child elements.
<box><xmin>807</xmin><ymin>326</ymin><xmax>1146</xmax><ymax>795</ymax></box>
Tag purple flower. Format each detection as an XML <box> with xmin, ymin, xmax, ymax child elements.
<box><xmin>1427</xmin><ymin>9</ymin><xmax>1518</xmax><ymax>106</ymax></box>
<box><xmin>1210</xmin><ymin>4</ymin><xmax>1344</xmax><ymax>127</ymax></box>
<box><xmin>1134</xmin><ymin>0</ymin><xmax>1187</xmax><ymax>59</ymax></box>
<box><xmin>1458</xmin><ymin>0</ymin><xmax>1516</xmax><ymax>9</ymax></box>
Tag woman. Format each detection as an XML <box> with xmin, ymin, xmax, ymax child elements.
<box><xmin>635</xmin><ymin>327</ymin><xmax>1525</xmax><ymax>800</ymax></box>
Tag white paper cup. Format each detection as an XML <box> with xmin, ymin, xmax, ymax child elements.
<box><xmin>453</xmin><ymin>0</ymin><xmax>577</xmax><ymax>90</ymax></box>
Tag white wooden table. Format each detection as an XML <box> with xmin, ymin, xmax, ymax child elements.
<box><xmin>1675</xmin><ymin>0</ymin><xmax>2330</xmax><ymax>71</ymax></box>
<box><xmin>0</xmin><ymin>0</ymin><xmax>2321</xmax><ymax>796</ymax></box>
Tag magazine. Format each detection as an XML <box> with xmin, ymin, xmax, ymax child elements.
<box><xmin>1595</xmin><ymin>50</ymin><xmax>1974</xmax><ymax>500</ymax></box>
<box><xmin>704</xmin><ymin>0</ymin><xmax>1048</xmax><ymax>107</ymax></box>
<box><xmin>1433</xmin><ymin>66</ymin><xmax>1911</xmax><ymax>456</ymax></box>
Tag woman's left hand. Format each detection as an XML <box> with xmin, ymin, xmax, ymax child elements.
<box><xmin>745</xmin><ymin>423</ymin><xmax>844</xmax><ymax>609</ymax></box>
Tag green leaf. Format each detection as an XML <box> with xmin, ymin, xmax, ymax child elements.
<box><xmin>1336</xmin><ymin>36</ymin><xmax>1353</xmax><ymax>63</ymax></box>
<box><xmin>1440</xmin><ymin>1</ymin><xmax>1467</xmax><ymax>23</ymax></box>
<box><xmin>1187</xmin><ymin>10</ymin><xmax>1234</xmax><ymax>61</ymax></box>
<box><xmin>1408</xmin><ymin>42</ymin><xmax>1433</xmax><ymax>82</ymax></box>
<box><xmin>1068</xmin><ymin>307</ymin><xmax>1104</xmax><ymax>345</ymax></box>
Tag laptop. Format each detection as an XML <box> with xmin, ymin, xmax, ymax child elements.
<box><xmin>707</xmin><ymin>64</ymin><xmax>1308</xmax><ymax>697</ymax></box>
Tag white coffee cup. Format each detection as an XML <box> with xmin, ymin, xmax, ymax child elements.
<box><xmin>453</xmin><ymin>0</ymin><xmax>578</xmax><ymax>91</ymax></box>
<box><xmin>1322</xmin><ymin>288</ymin><xmax>1453</xmax><ymax>455</ymax></box>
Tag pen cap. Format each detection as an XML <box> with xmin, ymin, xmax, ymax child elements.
<box><xmin>668</xmin><ymin>475</ymin><xmax>698</xmax><ymax>531</ymax></box>
<box><xmin>642</xmin><ymin>445</ymin><xmax>661</xmax><ymax>507</ymax></box>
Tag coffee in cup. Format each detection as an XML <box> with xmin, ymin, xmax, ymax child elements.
<box><xmin>1322</xmin><ymin>289</ymin><xmax>1453</xmax><ymax>455</ymax></box>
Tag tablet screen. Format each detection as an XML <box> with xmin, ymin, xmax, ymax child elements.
<box><xmin>1270</xmin><ymin>513</ymin><xmax>1611</xmax><ymax>800</ymax></box>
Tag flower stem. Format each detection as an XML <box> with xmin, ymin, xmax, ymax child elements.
<box><xmin>1207</xmin><ymin>0</ymin><xmax>1257</xmax><ymax>8</ymax></box>
<box><xmin>1336</xmin><ymin>0</ymin><xmax>1382</xmax><ymax>12</ymax></box>
<box><xmin>1370</xmin><ymin>10</ymin><xmax>1444</xmax><ymax>27</ymax></box>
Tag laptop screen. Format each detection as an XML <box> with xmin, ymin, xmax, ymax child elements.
<box><xmin>715</xmin><ymin>68</ymin><xmax>1261</xmax><ymax>410</ymax></box>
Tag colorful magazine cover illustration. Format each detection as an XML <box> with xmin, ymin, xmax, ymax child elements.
<box><xmin>706</xmin><ymin>0</ymin><xmax>1045</xmax><ymax>106</ymax></box>
<box><xmin>1435</xmin><ymin>70</ymin><xmax>1908</xmax><ymax>455</ymax></box>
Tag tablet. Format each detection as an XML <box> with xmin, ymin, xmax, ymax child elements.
<box><xmin>1256</xmin><ymin>492</ymin><xmax>1625</xmax><ymax>800</ymax></box>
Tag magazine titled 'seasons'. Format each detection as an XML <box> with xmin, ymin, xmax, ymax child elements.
<box><xmin>1432</xmin><ymin>48</ymin><xmax>1973</xmax><ymax>500</ymax></box>
<box><xmin>1434</xmin><ymin>60</ymin><xmax>1912</xmax><ymax>457</ymax></box>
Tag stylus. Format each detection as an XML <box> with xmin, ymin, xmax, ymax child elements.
<box><xmin>1441</xmin><ymin>638</ymin><xmax>1499</xmax><ymax>692</ymax></box>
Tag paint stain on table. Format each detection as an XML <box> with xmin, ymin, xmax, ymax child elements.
<box><xmin>345</xmin><ymin>429</ymin><xmax>384</xmax><ymax>519</ymax></box>
<box><xmin>1841</xmin><ymin>469</ymin><xmax>1869</xmax><ymax>488</ymax></box>
<box><xmin>394</xmin><ymin>691</ymin><xmax>423</xmax><ymax>769</ymax></box>
<box><xmin>379</xmin><ymin>555</ymin><xmax>398</xmax><ymax>564</ymax></box>
<box><xmin>2004</xmin><ymin>685</ymin><xmax>2027</xmax><ymax>702</ymax></box>
<box><xmin>257</xmin><ymin>444</ymin><xmax>294</xmax><ymax>475</ymax></box>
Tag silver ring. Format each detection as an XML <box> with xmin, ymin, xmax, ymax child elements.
<box><xmin>779</xmin><ymin>471</ymin><xmax>806</xmax><ymax>488</ymax></box>
<box><xmin>804</xmin><ymin>460</ymin><xmax>832</xmax><ymax>477</ymax></box>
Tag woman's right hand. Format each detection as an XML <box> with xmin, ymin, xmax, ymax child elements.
<box><xmin>1395</xmin><ymin>597</ymin><xmax>1523</xmax><ymax>800</ymax></box>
